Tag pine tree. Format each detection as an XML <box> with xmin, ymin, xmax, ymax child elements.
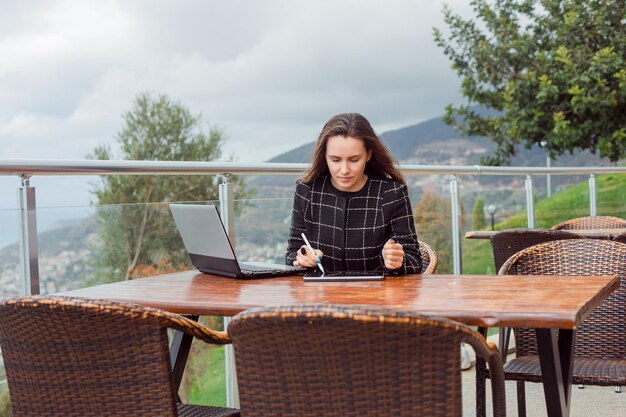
<box><xmin>472</xmin><ymin>197</ymin><xmax>487</xmax><ymax>230</ymax></box>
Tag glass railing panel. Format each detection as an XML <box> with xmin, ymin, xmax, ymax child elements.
<box><xmin>233</xmin><ymin>196</ymin><xmax>294</xmax><ymax>264</ymax></box>
<box><xmin>0</xmin><ymin>208</ymin><xmax>20</xmax><ymax>298</ymax></box>
<box><xmin>30</xmin><ymin>198</ymin><xmax>287</xmax><ymax>289</ymax></box>
<box><xmin>0</xmin><ymin>178</ymin><xmax>16</xmax><ymax>415</ymax></box>
<box><xmin>33</xmin><ymin>205</ymin><xmax>96</xmax><ymax>293</ymax></box>
<box><xmin>476</xmin><ymin>175</ymin><xmax>533</xmax><ymax>229</ymax></box>
<box><xmin>407</xmin><ymin>181</ymin><xmax>454</xmax><ymax>274</ymax></box>
<box><xmin>596</xmin><ymin>173</ymin><xmax>626</xmax><ymax>218</ymax></box>
<box><xmin>534</xmin><ymin>175</ymin><xmax>591</xmax><ymax>228</ymax></box>
<box><xmin>52</xmin><ymin>200</ymin><xmax>218</xmax><ymax>289</ymax></box>
<box><xmin>460</xmin><ymin>175</ymin><xmax>530</xmax><ymax>274</ymax></box>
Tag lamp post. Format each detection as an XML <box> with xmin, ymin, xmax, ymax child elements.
<box><xmin>487</xmin><ymin>204</ymin><xmax>497</xmax><ymax>231</ymax></box>
<box><xmin>540</xmin><ymin>140</ymin><xmax>551</xmax><ymax>198</ymax></box>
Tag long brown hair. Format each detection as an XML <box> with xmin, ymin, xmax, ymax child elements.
<box><xmin>300</xmin><ymin>113</ymin><xmax>404</xmax><ymax>184</ymax></box>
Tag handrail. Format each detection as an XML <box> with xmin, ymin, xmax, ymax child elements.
<box><xmin>1</xmin><ymin>159</ymin><xmax>626</xmax><ymax>176</ymax></box>
<box><xmin>0</xmin><ymin>160</ymin><xmax>309</xmax><ymax>176</ymax></box>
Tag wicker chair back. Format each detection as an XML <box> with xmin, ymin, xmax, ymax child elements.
<box><xmin>0</xmin><ymin>296</ymin><xmax>238</xmax><ymax>417</ymax></box>
<box><xmin>418</xmin><ymin>240</ymin><xmax>438</xmax><ymax>274</ymax></box>
<box><xmin>490</xmin><ymin>228</ymin><xmax>583</xmax><ymax>272</ymax></box>
<box><xmin>229</xmin><ymin>304</ymin><xmax>506</xmax><ymax>417</ymax></box>
<box><xmin>613</xmin><ymin>231</ymin><xmax>626</xmax><ymax>245</ymax></box>
<box><xmin>551</xmin><ymin>215</ymin><xmax>626</xmax><ymax>230</ymax></box>
<box><xmin>500</xmin><ymin>238</ymin><xmax>626</xmax><ymax>362</ymax></box>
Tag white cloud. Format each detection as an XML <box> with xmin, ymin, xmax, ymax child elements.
<box><xmin>0</xmin><ymin>0</ymin><xmax>472</xmax><ymax>166</ymax></box>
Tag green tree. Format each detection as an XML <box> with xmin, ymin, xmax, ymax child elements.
<box><xmin>434</xmin><ymin>0</ymin><xmax>626</xmax><ymax>165</ymax></box>
<box><xmin>472</xmin><ymin>197</ymin><xmax>487</xmax><ymax>230</ymax></box>
<box><xmin>89</xmin><ymin>92</ymin><xmax>252</xmax><ymax>283</ymax></box>
<box><xmin>414</xmin><ymin>192</ymin><xmax>452</xmax><ymax>273</ymax></box>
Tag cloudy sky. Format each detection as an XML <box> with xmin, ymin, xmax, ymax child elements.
<box><xmin>0</xmin><ymin>0</ymin><xmax>474</xmax><ymax>233</ymax></box>
<box><xmin>0</xmin><ymin>0</ymin><xmax>471</xmax><ymax>163</ymax></box>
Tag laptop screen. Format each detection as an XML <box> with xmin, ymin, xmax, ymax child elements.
<box><xmin>170</xmin><ymin>204</ymin><xmax>236</xmax><ymax>260</ymax></box>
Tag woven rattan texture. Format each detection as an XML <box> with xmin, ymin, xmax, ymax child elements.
<box><xmin>177</xmin><ymin>404</ymin><xmax>240</xmax><ymax>417</ymax></box>
<box><xmin>0</xmin><ymin>296</ymin><xmax>239</xmax><ymax>417</ymax></box>
<box><xmin>501</xmin><ymin>239</ymin><xmax>626</xmax><ymax>360</ymax></box>
<box><xmin>551</xmin><ymin>215</ymin><xmax>626</xmax><ymax>230</ymax></box>
<box><xmin>502</xmin><ymin>356</ymin><xmax>625</xmax><ymax>385</ymax></box>
<box><xmin>614</xmin><ymin>232</ymin><xmax>626</xmax><ymax>245</ymax></box>
<box><xmin>418</xmin><ymin>240</ymin><xmax>438</xmax><ymax>274</ymax></box>
<box><xmin>477</xmin><ymin>239</ymin><xmax>626</xmax><ymax>417</ymax></box>
<box><xmin>229</xmin><ymin>304</ymin><xmax>505</xmax><ymax>417</ymax></box>
<box><xmin>489</xmin><ymin>228</ymin><xmax>583</xmax><ymax>272</ymax></box>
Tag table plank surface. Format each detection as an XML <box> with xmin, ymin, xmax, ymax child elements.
<box><xmin>58</xmin><ymin>272</ymin><xmax>618</xmax><ymax>329</ymax></box>
<box><xmin>465</xmin><ymin>228</ymin><xmax>626</xmax><ymax>240</ymax></box>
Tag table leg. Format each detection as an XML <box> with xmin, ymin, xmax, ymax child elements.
<box><xmin>535</xmin><ymin>328</ymin><xmax>576</xmax><ymax>417</ymax></box>
<box><xmin>498</xmin><ymin>327</ymin><xmax>511</xmax><ymax>363</ymax></box>
<box><xmin>170</xmin><ymin>314</ymin><xmax>199</xmax><ymax>401</ymax></box>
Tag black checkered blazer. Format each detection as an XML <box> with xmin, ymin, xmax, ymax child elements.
<box><xmin>286</xmin><ymin>175</ymin><xmax>422</xmax><ymax>274</ymax></box>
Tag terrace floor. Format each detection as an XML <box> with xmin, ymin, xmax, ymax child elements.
<box><xmin>461</xmin><ymin>351</ymin><xmax>624</xmax><ymax>416</ymax></box>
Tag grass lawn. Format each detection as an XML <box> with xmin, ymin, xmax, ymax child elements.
<box><xmin>186</xmin><ymin>346</ymin><xmax>227</xmax><ymax>406</ymax></box>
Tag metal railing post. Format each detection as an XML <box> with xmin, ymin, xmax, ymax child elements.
<box><xmin>219</xmin><ymin>173</ymin><xmax>235</xmax><ymax>243</ymax></box>
<box><xmin>449</xmin><ymin>176</ymin><xmax>462</xmax><ymax>274</ymax></box>
<box><xmin>525</xmin><ymin>175</ymin><xmax>535</xmax><ymax>228</ymax></box>
<box><xmin>219</xmin><ymin>173</ymin><xmax>239</xmax><ymax>408</ymax></box>
<box><xmin>17</xmin><ymin>175</ymin><xmax>40</xmax><ymax>295</ymax></box>
<box><xmin>588</xmin><ymin>174</ymin><xmax>597</xmax><ymax>216</ymax></box>
<box><xmin>546</xmin><ymin>156</ymin><xmax>552</xmax><ymax>198</ymax></box>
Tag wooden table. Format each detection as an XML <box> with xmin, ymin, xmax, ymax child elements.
<box><xmin>58</xmin><ymin>271</ymin><xmax>619</xmax><ymax>417</ymax></box>
<box><xmin>465</xmin><ymin>228</ymin><xmax>626</xmax><ymax>240</ymax></box>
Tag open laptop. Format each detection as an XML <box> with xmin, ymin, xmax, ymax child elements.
<box><xmin>170</xmin><ymin>203</ymin><xmax>307</xmax><ymax>279</ymax></box>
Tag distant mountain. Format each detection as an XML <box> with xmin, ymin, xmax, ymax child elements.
<box><xmin>267</xmin><ymin>113</ymin><xmax>611</xmax><ymax>166</ymax></box>
<box><xmin>268</xmin><ymin>113</ymin><xmax>496</xmax><ymax>164</ymax></box>
<box><xmin>42</xmin><ymin>217</ymin><xmax>90</xmax><ymax>232</ymax></box>
<box><xmin>0</xmin><ymin>216</ymin><xmax>96</xmax><ymax>267</ymax></box>
<box><xmin>259</xmin><ymin>112</ymin><xmax>623</xmax><ymax>192</ymax></box>
<box><xmin>268</xmin><ymin>142</ymin><xmax>316</xmax><ymax>164</ymax></box>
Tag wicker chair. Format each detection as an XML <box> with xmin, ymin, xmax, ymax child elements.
<box><xmin>0</xmin><ymin>296</ymin><xmax>240</xmax><ymax>417</ymax></box>
<box><xmin>476</xmin><ymin>239</ymin><xmax>626</xmax><ymax>417</ymax></box>
<box><xmin>228</xmin><ymin>304</ymin><xmax>506</xmax><ymax>417</ymax></box>
<box><xmin>614</xmin><ymin>231</ymin><xmax>626</xmax><ymax>245</ymax></box>
<box><xmin>489</xmin><ymin>228</ymin><xmax>584</xmax><ymax>273</ymax></box>
<box><xmin>480</xmin><ymin>228</ymin><xmax>585</xmax><ymax>369</ymax></box>
<box><xmin>477</xmin><ymin>229</ymin><xmax>584</xmax><ymax>415</ymax></box>
<box><xmin>551</xmin><ymin>215</ymin><xmax>626</xmax><ymax>230</ymax></box>
<box><xmin>418</xmin><ymin>240</ymin><xmax>438</xmax><ymax>273</ymax></box>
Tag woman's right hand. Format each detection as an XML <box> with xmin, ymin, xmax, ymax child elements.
<box><xmin>382</xmin><ymin>239</ymin><xmax>404</xmax><ymax>270</ymax></box>
<box><xmin>294</xmin><ymin>245</ymin><xmax>323</xmax><ymax>267</ymax></box>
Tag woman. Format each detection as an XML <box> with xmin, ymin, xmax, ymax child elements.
<box><xmin>286</xmin><ymin>113</ymin><xmax>422</xmax><ymax>274</ymax></box>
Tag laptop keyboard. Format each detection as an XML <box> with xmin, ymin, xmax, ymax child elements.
<box><xmin>238</xmin><ymin>262</ymin><xmax>305</xmax><ymax>277</ymax></box>
<box><xmin>239</xmin><ymin>263</ymin><xmax>276</xmax><ymax>272</ymax></box>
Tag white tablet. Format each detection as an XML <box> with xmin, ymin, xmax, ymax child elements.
<box><xmin>303</xmin><ymin>271</ymin><xmax>384</xmax><ymax>282</ymax></box>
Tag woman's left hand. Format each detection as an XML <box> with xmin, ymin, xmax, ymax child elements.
<box><xmin>382</xmin><ymin>239</ymin><xmax>404</xmax><ymax>269</ymax></box>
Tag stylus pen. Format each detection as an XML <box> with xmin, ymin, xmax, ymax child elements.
<box><xmin>301</xmin><ymin>232</ymin><xmax>325</xmax><ymax>274</ymax></box>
